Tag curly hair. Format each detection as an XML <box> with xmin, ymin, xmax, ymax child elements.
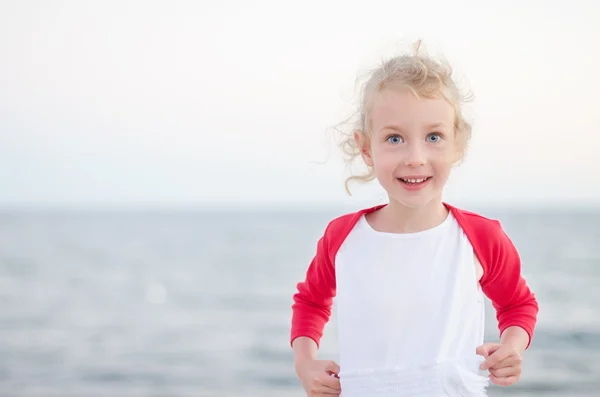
<box><xmin>334</xmin><ymin>40</ymin><xmax>473</xmax><ymax>195</ymax></box>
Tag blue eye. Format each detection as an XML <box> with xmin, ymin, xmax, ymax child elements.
<box><xmin>427</xmin><ymin>133</ymin><xmax>441</xmax><ymax>143</ymax></box>
<box><xmin>387</xmin><ymin>135</ymin><xmax>403</xmax><ymax>144</ymax></box>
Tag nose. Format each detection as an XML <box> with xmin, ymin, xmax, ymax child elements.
<box><xmin>403</xmin><ymin>142</ymin><xmax>426</xmax><ymax>167</ymax></box>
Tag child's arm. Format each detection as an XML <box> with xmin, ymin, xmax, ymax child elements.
<box><xmin>293</xmin><ymin>336</ymin><xmax>341</xmax><ymax>395</ymax></box>
<box><xmin>500</xmin><ymin>326</ymin><xmax>530</xmax><ymax>353</ymax></box>
<box><xmin>292</xmin><ymin>336</ymin><xmax>319</xmax><ymax>362</ymax></box>
<box><xmin>291</xmin><ymin>228</ymin><xmax>341</xmax><ymax>395</ymax></box>
<box><xmin>477</xmin><ymin>223</ymin><xmax>539</xmax><ymax>387</ymax></box>
<box><xmin>290</xmin><ymin>230</ymin><xmax>337</xmax><ymax>349</ymax></box>
<box><xmin>480</xmin><ymin>225</ymin><xmax>539</xmax><ymax>349</ymax></box>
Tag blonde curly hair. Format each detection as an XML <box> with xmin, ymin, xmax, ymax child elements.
<box><xmin>335</xmin><ymin>40</ymin><xmax>473</xmax><ymax>195</ymax></box>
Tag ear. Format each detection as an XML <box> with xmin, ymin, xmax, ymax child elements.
<box><xmin>451</xmin><ymin>148</ymin><xmax>461</xmax><ymax>164</ymax></box>
<box><xmin>354</xmin><ymin>130</ymin><xmax>374</xmax><ymax>167</ymax></box>
<box><xmin>453</xmin><ymin>141</ymin><xmax>465</xmax><ymax>165</ymax></box>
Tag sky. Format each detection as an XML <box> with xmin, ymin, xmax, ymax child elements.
<box><xmin>1</xmin><ymin>0</ymin><xmax>599</xmax><ymax>209</ymax></box>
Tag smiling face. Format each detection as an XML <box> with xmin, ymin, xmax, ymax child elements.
<box><xmin>355</xmin><ymin>87</ymin><xmax>461</xmax><ymax>209</ymax></box>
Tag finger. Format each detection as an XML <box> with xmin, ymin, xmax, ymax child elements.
<box><xmin>310</xmin><ymin>388</ymin><xmax>340</xmax><ymax>396</ymax></box>
<box><xmin>489</xmin><ymin>374</ymin><xmax>518</xmax><ymax>387</ymax></box>
<box><xmin>489</xmin><ymin>355</ymin><xmax>522</xmax><ymax>369</ymax></box>
<box><xmin>309</xmin><ymin>386</ymin><xmax>340</xmax><ymax>396</ymax></box>
<box><xmin>310</xmin><ymin>382</ymin><xmax>341</xmax><ymax>396</ymax></box>
<box><xmin>480</xmin><ymin>347</ymin><xmax>513</xmax><ymax>370</ymax></box>
<box><xmin>490</xmin><ymin>366</ymin><xmax>520</xmax><ymax>378</ymax></box>
<box><xmin>325</xmin><ymin>361</ymin><xmax>340</xmax><ymax>376</ymax></box>
<box><xmin>317</xmin><ymin>374</ymin><xmax>341</xmax><ymax>390</ymax></box>
<box><xmin>476</xmin><ymin>343</ymin><xmax>500</xmax><ymax>358</ymax></box>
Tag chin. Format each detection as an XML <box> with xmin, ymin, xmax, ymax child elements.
<box><xmin>379</xmin><ymin>178</ymin><xmax>444</xmax><ymax>210</ymax></box>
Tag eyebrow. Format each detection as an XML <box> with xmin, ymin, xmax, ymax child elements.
<box><xmin>378</xmin><ymin>125</ymin><xmax>403</xmax><ymax>133</ymax></box>
<box><xmin>378</xmin><ymin>122</ymin><xmax>449</xmax><ymax>132</ymax></box>
<box><xmin>426</xmin><ymin>122</ymin><xmax>449</xmax><ymax>129</ymax></box>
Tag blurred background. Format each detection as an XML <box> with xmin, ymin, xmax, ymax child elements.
<box><xmin>1</xmin><ymin>1</ymin><xmax>599</xmax><ymax>396</ymax></box>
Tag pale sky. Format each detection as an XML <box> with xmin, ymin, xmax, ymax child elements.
<box><xmin>1</xmin><ymin>1</ymin><xmax>599</xmax><ymax>209</ymax></box>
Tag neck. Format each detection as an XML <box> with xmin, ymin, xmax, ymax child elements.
<box><xmin>376</xmin><ymin>197</ymin><xmax>449</xmax><ymax>234</ymax></box>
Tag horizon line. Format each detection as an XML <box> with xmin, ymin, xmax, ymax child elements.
<box><xmin>0</xmin><ymin>199</ymin><xmax>599</xmax><ymax>213</ymax></box>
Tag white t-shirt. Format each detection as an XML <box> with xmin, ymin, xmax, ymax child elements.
<box><xmin>334</xmin><ymin>212</ymin><xmax>490</xmax><ymax>396</ymax></box>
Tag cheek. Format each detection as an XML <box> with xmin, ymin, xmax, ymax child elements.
<box><xmin>374</xmin><ymin>154</ymin><xmax>398</xmax><ymax>180</ymax></box>
<box><xmin>447</xmin><ymin>139</ymin><xmax>463</xmax><ymax>161</ymax></box>
<box><xmin>435</xmin><ymin>143</ymin><xmax>460</xmax><ymax>163</ymax></box>
<box><xmin>432</xmin><ymin>152</ymin><xmax>457</xmax><ymax>176</ymax></box>
<box><xmin>372</xmin><ymin>150</ymin><xmax>398</xmax><ymax>174</ymax></box>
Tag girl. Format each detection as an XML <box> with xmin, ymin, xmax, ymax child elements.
<box><xmin>290</xmin><ymin>41</ymin><xmax>539</xmax><ymax>397</ymax></box>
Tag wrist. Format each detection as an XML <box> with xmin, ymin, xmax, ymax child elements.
<box><xmin>500</xmin><ymin>326</ymin><xmax>530</xmax><ymax>353</ymax></box>
<box><xmin>294</xmin><ymin>355</ymin><xmax>315</xmax><ymax>366</ymax></box>
<box><xmin>292</xmin><ymin>336</ymin><xmax>318</xmax><ymax>364</ymax></box>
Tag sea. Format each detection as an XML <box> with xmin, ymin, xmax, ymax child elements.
<box><xmin>0</xmin><ymin>204</ymin><xmax>599</xmax><ymax>396</ymax></box>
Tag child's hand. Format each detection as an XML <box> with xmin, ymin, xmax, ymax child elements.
<box><xmin>476</xmin><ymin>342</ymin><xmax>522</xmax><ymax>386</ymax></box>
<box><xmin>294</xmin><ymin>359</ymin><xmax>341</xmax><ymax>396</ymax></box>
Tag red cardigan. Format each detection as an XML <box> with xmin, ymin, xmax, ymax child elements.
<box><xmin>291</xmin><ymin>203</ymin><xmax>539</xmax><ymax>349</ymax></box>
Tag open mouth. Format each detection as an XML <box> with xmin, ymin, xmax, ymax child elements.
<box><xmin>398</xmin><ymin>176</ymin><xmax>432</xmax><ymax>186</ymax></box>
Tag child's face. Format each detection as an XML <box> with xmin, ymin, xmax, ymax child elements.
<box><xmin>357</xmin><ymin>87</ymin><xmax>460</xmax><ymax>209</ymax></box>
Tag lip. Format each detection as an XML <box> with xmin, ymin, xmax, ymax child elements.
<box><xmin>397</xmin><ymin>176</ymin><xmax>432</xmax><ymax>191</ymax></box>
<box><xmin>398</xmin><ymin>175</ymin><xmax>431</xmax><ymax>180</ymax></box>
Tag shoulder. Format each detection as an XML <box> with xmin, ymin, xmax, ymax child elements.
<box><xmin>321</xmin><ymin>204</ymin><xmax>385</xmax><ymax>248</ymax></box>
<box><xmin>446</xmin><ymin>203</ymin><xmax>505</xmax><ymax>240</ymax></box>
<box><xmin>447</xmin><ymin>204</ymin><xmax>501</xmax><ymax>228</ymax></box>
<box><xmin>323</xmin><ymin>205</ymin><xmax>382</xmax><ymax>234</ymax></box>
<box><xmin>446</xmin><ymin>203</ymin><xmax>518</xmax><ymax>262</ymax></box>
<box><xmin>446</xmin><ymin>203</ymin><xmax>521</xmax><ymax>280</ymax></box>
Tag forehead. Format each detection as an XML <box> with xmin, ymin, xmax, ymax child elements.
<box><xmin>369</xmin><ymin>87</ymin><xmax>455</xmax><ymax>132</ymax></box>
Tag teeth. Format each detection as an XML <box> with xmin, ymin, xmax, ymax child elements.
<box><xmin>401</xmin><ymin>177</ymin><xmax>428</xmax><ymax>183</ymax></box>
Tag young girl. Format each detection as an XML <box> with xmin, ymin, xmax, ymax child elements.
<box><xmin>290</xmin><ymin>41</ymin><xmax>539</xmax><ymax>397</ymax></box>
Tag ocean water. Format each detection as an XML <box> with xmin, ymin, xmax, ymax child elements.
<box><xmin>0</xmin><ymin>205</ymin><xmax>599</xmax><ymax>396</ymax></box>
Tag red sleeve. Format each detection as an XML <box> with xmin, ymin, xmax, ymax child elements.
<box><xmin>290</xmin><ymin>225</ymin><xmax>337</xmax><ymax>348</ymax></box>
<box><xmin>480</xmin><ymin>222</ymin><xmax>539</xmax><ymax>349</ymax></box>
